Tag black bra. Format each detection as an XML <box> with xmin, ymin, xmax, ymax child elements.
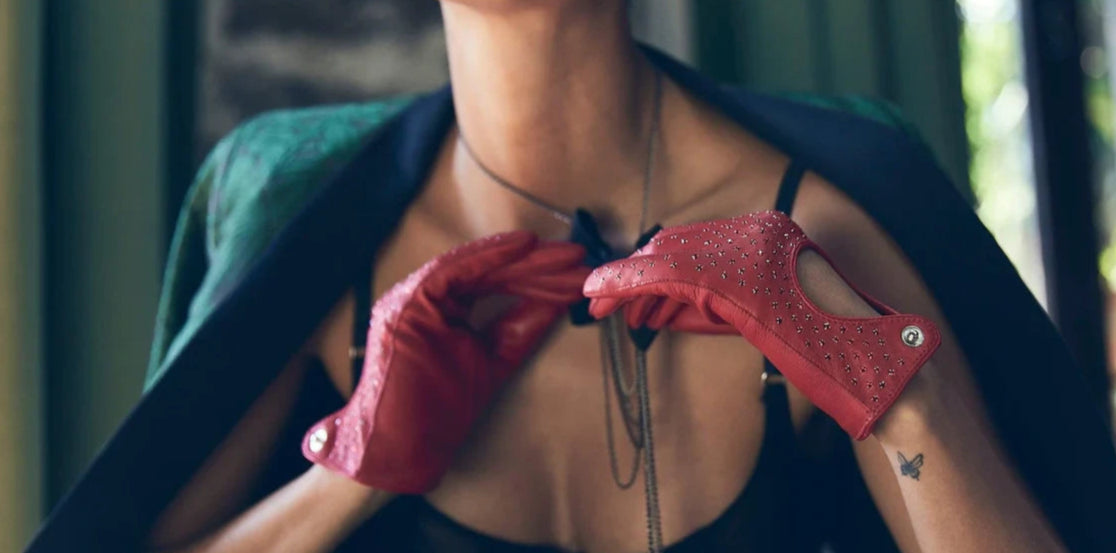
<box><xmin>336</xmin><ymin>161</ymin><xmax>814</xmax><ymax>553</ymax></box>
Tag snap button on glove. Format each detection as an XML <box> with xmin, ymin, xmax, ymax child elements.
<box><xmin>303</xmin><ymin>231</ymin><xmax>590</xmax><ymax>492</ymax></box>
<box><xmin>583</xmin><ymin>211</ymin><xmax>941</xmax><ymax>440</ymax></box>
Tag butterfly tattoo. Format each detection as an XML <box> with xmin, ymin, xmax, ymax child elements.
<box><xmin>898</xmin><ymin>451</ymin><xmax>924</xmax><ymax>481</ymax></box>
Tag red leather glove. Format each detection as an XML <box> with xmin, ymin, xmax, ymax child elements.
<box><xmin>584</xmin><ymin>211</ymin><xmax>941</xmax><ymax>440</ymax></box>
<box><xmin>303</xmin><ymin>231</ymin><xmax>589</xmax><ymax>492</ymax></box>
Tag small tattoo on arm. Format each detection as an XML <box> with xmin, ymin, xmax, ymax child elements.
<box><xmin>898</xmin><ymin>451</ymin><xmax>924</xmax><ymax>481</ymax></box>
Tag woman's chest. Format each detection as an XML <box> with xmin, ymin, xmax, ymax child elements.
<box><xmin>316</xmin><ymin>247</ymin><xmax>812</xmax><ymax>551</ymax></box>
<box><xmin>332</xmin><ymin>169</ymin><xmax>817</xmax><ymax>549</ymax></box>
<box><xmin>421</xmin><ymin>320</ymin><xmax>782</xmax><ymax>551</ymax></box>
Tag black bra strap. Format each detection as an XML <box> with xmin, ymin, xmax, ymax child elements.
<box><xmin>758</xmin><ymin>159</ymin><xmax>804</xmax><ymax>484</ymax></box>
<box><xmin>762</xmin><ymin>160</ymin><xmax>807</xmax><ymax>510</ymax></box>
<box><xmin>774</xmin><ymin>158</ymin><xmax>807</xmax><ymax>215</ymax></box>
<box><xmin>763</xmin><ymin>159</ymin><xmax>807</xmax><ymax>383</ymax></box>
<box><xmin>350</xmin><ymin>260</ymin><xmax>373</xmax><ymax>387</ymax></box>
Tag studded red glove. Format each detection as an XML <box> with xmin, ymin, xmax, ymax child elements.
<box><xmin>584</xmin><ymin>211</ymin><xmax>941</xmax><ymax>440</ymax></box>
<box><xmin>303</xmin><ymin>231</ymin><xmax>589</xmax><ymax>492</ymax></box>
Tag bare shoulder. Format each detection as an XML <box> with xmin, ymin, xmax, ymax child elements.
<box><xmin>791</xmin><ymin>172</ymin><xmax>975</xmax><ymax>391</ymax></box>
<box><xmin>791</xmin><ymin>175</ymin><xmax>931</xmax><ymax>313</ymax></box>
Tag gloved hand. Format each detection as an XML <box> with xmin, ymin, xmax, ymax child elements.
<box><xmin>303</xmin><ymin>231</ymin><xmax>590</xmax><ymax>492</ymax></box>
<box><xmin>584</xmin><ymin>211</ymin><xmax>941</xmax><ymax>440</ymax></box>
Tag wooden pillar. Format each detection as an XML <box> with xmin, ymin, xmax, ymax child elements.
<box><xmin>1021</xmin><ymin>0</ymin><xmax>1110</xmax><ymax>419</ymax></box>
<box><xmin>42</xmin><ymin>0</ymin><xmax>166</xmax><ymax>505</ymax></box>
<box><xmin>0</xmin><ymin>0</ymin><xmax>45</xmax><ymax>547</ymax></box>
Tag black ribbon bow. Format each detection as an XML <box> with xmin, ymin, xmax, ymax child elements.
<box><xmin>568</xmin><ymin>208</ymin><xmax>662</xmax><ymax>351</ymax></box>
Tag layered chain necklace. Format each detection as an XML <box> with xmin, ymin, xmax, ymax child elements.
<box><xmin>457</xmin><ymin>70</ymin><xmax>666</xmax><ymax>553</ymax></box>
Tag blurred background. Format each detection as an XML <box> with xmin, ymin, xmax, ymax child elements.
<box><xmin>1</xmin><ymin>0</ymin><xmax>1113</xmax><ymax>549</ymax></box>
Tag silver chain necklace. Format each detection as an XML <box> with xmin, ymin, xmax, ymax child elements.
<box><xmin>458</xmin><ymin>70</ymin><xmax>665</xmax><ymax>553</ymax></box>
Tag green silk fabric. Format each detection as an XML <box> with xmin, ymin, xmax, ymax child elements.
<box><xmin>146</xmin><ymin>98</ymin><xmax>413</xmax><ymax>388</ymax></box>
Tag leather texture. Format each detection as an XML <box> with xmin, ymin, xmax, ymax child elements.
<box><xmin>303</xmin><ymin>231</ymin><xmax>589</xmax><ymax>492</ymax></box>
<box><xmin>584</xmin><ymin>210</ymin><xmax>941</xmax><ymax>440</ymax></box>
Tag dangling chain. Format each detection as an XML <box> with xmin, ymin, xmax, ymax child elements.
<box><xmin>601</xmin><ymin>314</ymin><xmax>664</xmax><ymax>551</ymax></box>
<box><xmin>605</xmin><ymin>311</ymin><xmax>643</xmax><ymax>450</ymax></box>
<box><xmin>601</xmin><ymin>314</ymin><xmax>642</xmax><ymax>489</ymax></box>
<box><xmin>636</xmin><ymin>348</ymin><xmax>663</xmax><ymax>552</ymax></box>
<box><xmin>460</xmin><ymin>69</ymin><xmax>666</xmax><ymax>553</ymax></box>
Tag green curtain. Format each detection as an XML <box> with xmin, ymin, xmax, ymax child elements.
<box><xmin>42</xmin><ymin>0</ymin><xmax>166</xmax><ymax>511</ymax></box>
<box><xmin>696</xmin><ymin>0</ymin><xmax>971</xmax><ymax>198</ymax></box>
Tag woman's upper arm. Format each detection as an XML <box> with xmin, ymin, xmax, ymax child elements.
<box><xmin>145</xmin><ymin>124</ymin><xmax>353</xmax><ymax>546</ymax></box>
<box><xmin>147</xmin><ymin>351</ymin><xmax>312</xmax><ymax>548</ymax></box>
<box><xmin>792</xmin><ymin>173</ymin><xmax>993</xmax><ymax>553</ymax></box>
<box><xmin>147</xmin><ymin>277</ymin><xmax>359</xmax><ymax>548</ymax></box>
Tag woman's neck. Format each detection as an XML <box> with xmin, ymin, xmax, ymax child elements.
<box><xmin>441</xmin><ymin>2</ymin><xmax>658</xmax><ymax>227</ymax></box>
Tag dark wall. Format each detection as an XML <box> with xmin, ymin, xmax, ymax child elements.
<box><xmin>197</xmin><ymin>0</ymin><xmax>448</xmax><ymax>154</ymax></box>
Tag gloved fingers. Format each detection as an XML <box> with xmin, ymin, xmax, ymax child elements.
<box><xmin>583</xmin><ymin>296</ymin><xmax>628</xmax><ymax>320</ymax></box>
<box><xmin>483</xmin><ymin>241</ymin><xmax>587</xmax><ymax>285</ymax></box>
<box><xmin>487</xmin><ymin>299</ymin><xmax>566</xmax><ymax>380</ymax></box>
<box><xmin>481</xmin><ymin>240</ymin><xmax>590</xmax><ymax>304</ymax></box>
<box><xmin>587</xmin><ymin>294</ymin><xmax>736</xmax><ymax>335</ymax></box>
<box><xmin>501</xmin><ymin>277</ymin><xmax>589</xmax><ymax>304</ymax></box>
<box><xmin>641</xmin><ymin>298</ymin><xmax>685</xmax><ymax>329</ymax></box>
<box><xmin>457</xmin><ymin>263</ymin><xmax>588</xmax><ymax>342</ymax></box>
<box><xmin>425</xmin><ymin>231</ymin><xmax>539</xmax><ymax>299</ymax></box>
<box><xmin>586</xmin><ymin>276</ymin><xmax>718</xmax><ymax>322</ymax></box>
<box><xmin>662</xmin><ymin>305</ymin><xmax>736</xmax><ymax>334</ymax></box>
<box><xmin>496</xmin><ymin>264</ymin><xmax>592</xmax><ymax>304</ymax></box>
<box><xmin>624</xmin><ymin>296</ymin><xmax>664</xmax><ymax>329</ymax></box>
<box><xmin>625</xmin><ymin>295</ymin><xmax>733</xmax><ymax>333</ymax></box>
<box><xmin>583</xmin><ymin>253</ymin><xmax>715</xmax><ymax>299</ymax></box>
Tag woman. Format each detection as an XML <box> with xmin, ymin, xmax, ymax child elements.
<box><xmin>27</xmin><ymin>1</ymin><xmax>1116</xmax><ymax>552</ymax></box>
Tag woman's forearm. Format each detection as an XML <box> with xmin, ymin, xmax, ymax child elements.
<box><xmin>159</xmin><ymin>466</ymin><xmax>393</xmax><ymax>553</ymax></box>
<box><xmin>872</xmin><ymin>364</ymin><xmax>1066</xmax><ymax>553</ymax></box>
<box><xmin>793</xmin><ymin>249</ymin><xmax>1065</xmax><ymax>552</ymax></box>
